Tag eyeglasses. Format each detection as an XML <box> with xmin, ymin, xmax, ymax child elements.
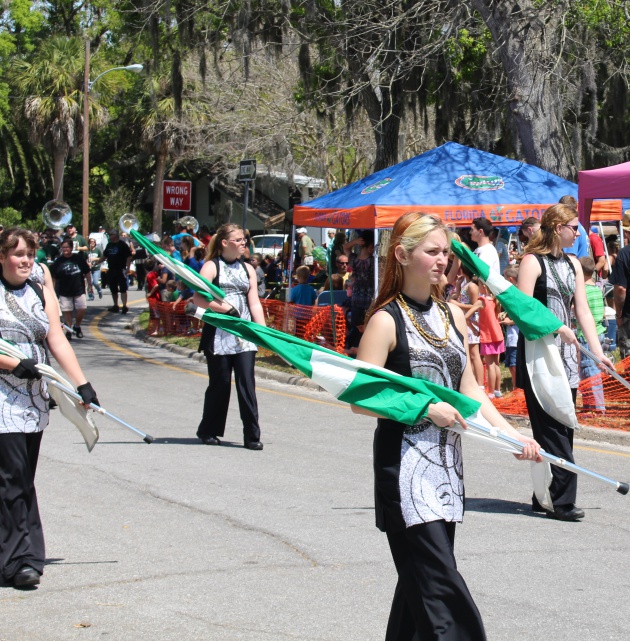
<box><xmin>563</xmin><ymin>224</ymin><xmax>579</xmax><ymax>234</ymax></box>
<box><xmin>336</xmin><ymin>261</ymin><xmax>348</xmax><ymax>266</ymax></box>
<box><xmin>229</xmin><ymin>237</ymin><xmax>246</xmax><ymax>244</ymax></box>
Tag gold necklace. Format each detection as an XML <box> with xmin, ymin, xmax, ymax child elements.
<box><xmin>397</xmin><ymin>294</ymin><xmax>450</xmax><ymax>349</ymax></box>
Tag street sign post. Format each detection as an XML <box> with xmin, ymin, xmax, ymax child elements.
<box><xmin>238</xmin><ymin>160</ymin><xmax>256</xmax><ymax>230</ymax></box>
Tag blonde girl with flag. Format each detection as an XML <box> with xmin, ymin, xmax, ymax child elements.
<box><xmin>517</xmin><ymin>203</ymin><xmax>613</xmax><ymax>521</ymax></box>
<box><xmin>194</xmin><ymin>224</ymin><xmax>266</xmax><ymax>451</ymax></box>
<box><xmin>355</xmin><ymin>212</ymin><xmax>541</xmax><ymax>641</ymax></box>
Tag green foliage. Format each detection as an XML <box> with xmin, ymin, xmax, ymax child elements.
<box><xmin>0</xmin><ymin>207</ymin><xmax>23</xmax><ymax>227</ymax></box>
<box><xmin>445</xmin><ymin>28</ymin><xmax>491</xmax><ymax>83</ymax></box>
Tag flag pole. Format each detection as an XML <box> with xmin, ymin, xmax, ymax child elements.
<box><xmin>464</xmin><ymin>418</ymin><xmax>629</xmax><ymax>495</ymax></box>
<box><xmin>46</xmin><ymin>380</ymin><xmax>154</xmax><ymax>443</ymax></box>
<box><xmin>576</xmin><ymin>343</ymin><xmax>630</xmax><ymax>393</ymax></box>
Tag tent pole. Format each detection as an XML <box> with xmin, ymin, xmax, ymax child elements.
<box><xmin>285</xmin><ymin>224</ymin><xmax>296</xmax><ymax>334</ymax></box>
<box><xmin>374</xmin><ymin>228</ymin><xmax>380</xmax><ymax>298</ymax></box>
<box><xmin>599</xmin><ymin>222</ymin><xmax>612</xmax><ymax>274</ymax></box>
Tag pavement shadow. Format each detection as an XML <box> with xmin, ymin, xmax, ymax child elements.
<box><xmin>466</xmin><ymin>497</ymin><xmax>542</xmax><ymax>516</ymax></box>
<box><xmin>45</xmin><ymin>558</ymin><xmax>118</xmax><ymax>566</ymax></box>
<box><xmin>150</xmin><ymin>437</ymin><xmax>245</xmax><ymax>448</ymax></box>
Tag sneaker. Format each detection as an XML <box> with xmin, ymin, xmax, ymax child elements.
<box><xmin>73</xmin><ymin>325</ymin><xmax>83</xmax><ymax>338</ymax></box>
<box><xmin>121</xmin><ymin>306</ymin><xmax>128</xmax><ymax>314</ymax></box>
<box><xmin>98</xmin><ymin>290</ymin><xmax>103</xmax><ymax>299</ymax></box>
<box><xmin>65</xmin><ymin>331</ymin><xmax>72</xmax><ymax>341</ymax></box>
<box><xmin>493</xmin><ymin>390</ymin><xmax>503</xmax><ymax>398</ymax></box>
<box><xmin>88</xmin><ymin>292</ymin><xmax>94</xmax><ymax>301</ymax></box>
<box><xmin>108</xmin><ymin>305</ymin><xmax>120</xmax><ymax>313</ymax></box>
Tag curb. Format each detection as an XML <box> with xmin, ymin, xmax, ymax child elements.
<box><xmin>127</xmin><ymin>317</ymin><xmax>630</xmax><ymax>447</ymax></box>
<box><xmin>129</xmin><ymin>318</ymin><xmax>324</xmax><ymax>391</ymax></box>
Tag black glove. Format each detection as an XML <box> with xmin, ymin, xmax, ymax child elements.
<box><xmin>12</xmin><ymin>359</ymin><xmax>42</xmax><ymax>380</ymax></box>
<box><xmin>77</xmin><ymin>382</ymin><xmax>99</xmax><ymax>408</ymax></box>
<box><xmin>225</xmin><ymin>306</ymin><xmax>241</xmax><ymax>318</ymax></box>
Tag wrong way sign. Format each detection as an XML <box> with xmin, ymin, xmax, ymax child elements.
<box><xmin>163</xmin><ymin>180</ymin><xmax>192</xmax><ymax>212</ymax></box>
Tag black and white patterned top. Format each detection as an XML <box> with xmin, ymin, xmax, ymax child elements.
<box><xmin>0</xmin><ymin>277</ymin><xmax>50</xmax><ymax>434</ymax></box>
<box><xmin>30</xmin><ymin>261</ymin><xmax>46</xmax><ymax>287</ymax></box>
<box><xmin>397</xmin><ymin>295</ymin><xmax>467</xmax><ymax>526</ymax></box>
<box><xmin>540</xmin><ymin>255</ymin><xmax>578</xmax><ymax>388</ymax></box>
<box><xmin>212</xmin><ymin>258</ymin><xmax>257</xmax><ymax>356</ymax></box>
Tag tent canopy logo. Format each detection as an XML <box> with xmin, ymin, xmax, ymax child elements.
<box><xmin>455</xmin><ymin>175</ymin><xmax>504</xmax><ymax>191</ymax></box>
<box><xmin>361</xmin><ymin>177</ymin><xmax>393</xmax><ymax>194</ymax></box>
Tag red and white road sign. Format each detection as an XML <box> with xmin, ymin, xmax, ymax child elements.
<box><xmin>162</xmin><ymin>180</ymin><xmax>192</xmax><ymax>212</ymax></box>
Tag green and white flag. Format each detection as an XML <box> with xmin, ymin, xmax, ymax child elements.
<box><xmin>450</xmin><ymin>239</ymin><xmax>577</xmax><ymax>430</ymax></box>
<box><xmin>130</xmin><ymin>229</ymin><xmax>225</xmax><ymax>304</ymax></box>
<box><xmin>451</xmin><ymin>240</ymin><xmax>561</xmax><ymax>340</ymax></box>
<box><xmin>190</xmin><ymin>306</ymin><xmax>481</xmax><ymax>425</ymax></box>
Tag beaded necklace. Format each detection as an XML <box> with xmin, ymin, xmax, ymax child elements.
<box><xmin>545</xmin><ymin>254</ymin><xmax>574</xmax><ymax>299</ymax></box>
<box><xmin>397</xmin><ymin>294</ymin><xmax>450</xmax><ymax>349</ymax></box>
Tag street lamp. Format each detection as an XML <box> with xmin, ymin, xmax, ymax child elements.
<box><xmin>82</xmin><ymin>40</ymin><xmax>143</xmax><ymax>236</ymax></box>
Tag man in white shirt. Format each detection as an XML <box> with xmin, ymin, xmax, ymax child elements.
<box><xmin>470</xmin><ymin>217</ymin><xmax>500</xmax><ymax>273</ymax></box>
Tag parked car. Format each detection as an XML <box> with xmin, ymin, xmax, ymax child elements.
<box><xmin>251</xmin><ymin>234</ymin><xmax>287</xmax><ymax>257</ymax></box>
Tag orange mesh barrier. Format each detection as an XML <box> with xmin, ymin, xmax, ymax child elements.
<box><xmin>261</xmin><ymin>299</ymin><xmax>347</xmax><ymax>353</ymax></box>
<box><xmin>146</xmin><ymin>298</ymin><xmax>348</xmax><ymax>354</ymax></box>
<box><xmin>493</xmin><ymin>356</ymin><xmax>630</xmax><ymax>431</ymax></box>
<box><xmin>146</xmin><ymin>299</ymin><xmax>202</xmax><ymax>337</ymax></box>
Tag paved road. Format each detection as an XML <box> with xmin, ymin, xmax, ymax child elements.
<box><xmin>1</xmin><ymin>293</ymin><xmax>630</xmax><ymax>641</ymax></box>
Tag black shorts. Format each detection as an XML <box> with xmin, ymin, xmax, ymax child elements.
<box><xmin>108</xmin><ymin>271</ymin><xmax>128</xmax><ymax>295</ymax></box>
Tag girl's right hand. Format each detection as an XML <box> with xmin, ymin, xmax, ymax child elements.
<box><xmin>556</xmin><ymin>325</ymin><xmax>578</xmax><ymax>346</ymax></box>
<box><xmin>427</xmin><ymin>402</ymin><xmax>467</xmax><ymax>429</ymax></box>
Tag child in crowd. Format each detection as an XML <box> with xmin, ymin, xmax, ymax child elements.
<box><xmin>451</xmin><ymin>265</ymin><xmax>484</xmax><ymax>387</ymax></box>
<box><xmin>187</xmin><ymin>246</ymin><xmax>205</xmax><ymax>273</ymax></box>
<box><xmin>172</xmin><ymin>279</ymin><xmax>193</xmax><ymax>307</ymax></box>
<box><xmin>162</xmin><ymin>279</ymin><xmax>178</xmax><ymax>302</ymax></box>
<box><xmin>500</xmin><ymin>265</ymin><xmax>520</xmax><ymax>390</ymax></box>
<box><xmin>289</xmin><ymin>265</ymin><xmax>316</xmax><ymax>306</ymax></box>
<box><xmin>145</xmin><ymin>259</ymin><xmax>161</xmax><ymax>303</ymax></box>
<box><xmin>478</xmin><ymin>281</ymin><xmax>505</xmax><ymax>398</ymax></box>
<box><xmin>330</xmin><ymin>273</ymin><xmax>344</xmax><ymax>290</ymax></box>
<box><xmin>577</xmin><ymin>256</ymin><xmax>606</xmax><ymax>412</ymax></box>
<box><xmin>250</xmin><ymin>253</ymin><xmax>266</xmax><ymax>297</ymax></box>
<box><xmin>145</xmin><ymin>259</ymin><xmax>162</xmax><ymax>335</ymax></box>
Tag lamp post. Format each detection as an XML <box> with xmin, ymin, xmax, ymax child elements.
<box><xmin>82</xmin><ymin>40</ymin><xmax>143</xmax><ymax>237</ymax></box>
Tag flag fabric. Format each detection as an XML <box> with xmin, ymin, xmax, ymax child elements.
<box><xmin>450</xmin><ymin>239</ymin><xmax>577</xmax><ymax>430</ymax></box>
<box><xmin>451</xmin><ymin>240</ymin><xmax>562</xmax><ymax>340</ymax></box>
<box><xmin>0</xmin><ymin>338</ymin><xmax>99</xmax><ymax>451</ymax></box>
<box><xmin>190</xmin><ymin>306</ymin><xmax>481</xmax><ymax>425</ymax></box>
<box><xmin>191</xmin><ymin>304</ymin><xmax>566</xmax><ymax>503</ymax></box>
<box><xmin>130</xmin><ymin>229</ymin><xmax>225</xmax><ymax>303</ymax></box>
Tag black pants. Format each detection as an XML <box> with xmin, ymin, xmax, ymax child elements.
<box><xmin>0</xmin><ymin>431</ymin><xmax>45</xmax><ymax>581</ymax></box>
<box><xmin>197</xmin><ymin>351</ymin><xmax>261</xmax><ymax>442</ymax></box>
<box><xmin>385</xmin><ymin>521</ymin><xmax>486</xmax><ymax>641</ymax></box>
<box><xmin>522</xmin><ymin>368</ymin><xmax>578</xmax><ymax>507</ymax></box>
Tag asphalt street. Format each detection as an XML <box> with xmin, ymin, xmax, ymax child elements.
<box><xmin>1</xmin><ymin>291</ymin><xmax>629</xmax><ymax>641</ymax></box>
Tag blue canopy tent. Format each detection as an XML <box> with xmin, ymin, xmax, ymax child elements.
<box><xmin>294</xmin><ymin>142</ymin><xmax>577</xmax><ymax>230</ymax></box>
<box><xmin>293</xmin><ymin>141</ymin><xmax>578</xmax><ymax>294</ymax></box>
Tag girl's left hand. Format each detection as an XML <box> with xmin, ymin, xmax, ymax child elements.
<box><xmin>514</xmin><ymin>436</ymin><xmax>543</xmax><ymax>462</ymax></box>
<box><xmin>595</xmin><ymin>353</ymin><xmax>615</xmax><ymax>372</ymax></box>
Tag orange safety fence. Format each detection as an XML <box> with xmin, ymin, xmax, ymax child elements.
<box><xmin>146</xmin><ymin>298</ymin><xmax>348</xmax><ymax>354</ymax></box>
<box><xmin>493</xmin><ymin>356</ymin><xmax>630</xmax><ymax>431</ymax></box>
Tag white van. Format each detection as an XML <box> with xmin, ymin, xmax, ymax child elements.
<box><xmin>251</xmin><ymin>234</ymin><xmax>287</xmax><ymax>258</ymax></box>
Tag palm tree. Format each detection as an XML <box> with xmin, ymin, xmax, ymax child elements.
<box><xmin>133</xmin><ymin>71</ymin><xmax>185</xmax><ymax>235</ymax></box>
<box><xmin>11</xmin><ymin>36</ymin><xmax>85</xmax><ymax>201</ymax></box>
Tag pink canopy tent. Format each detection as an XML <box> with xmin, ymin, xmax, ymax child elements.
<box><xmin>578</xmin><ymin>161</ymin><xmax>630</xmax><ymax>228</ymax></box>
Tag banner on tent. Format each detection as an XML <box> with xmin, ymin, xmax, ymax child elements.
<box><xmin>294</xmin><ymin>203</ymin><xmax>553</xmax><ymax>228</ymax></box>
